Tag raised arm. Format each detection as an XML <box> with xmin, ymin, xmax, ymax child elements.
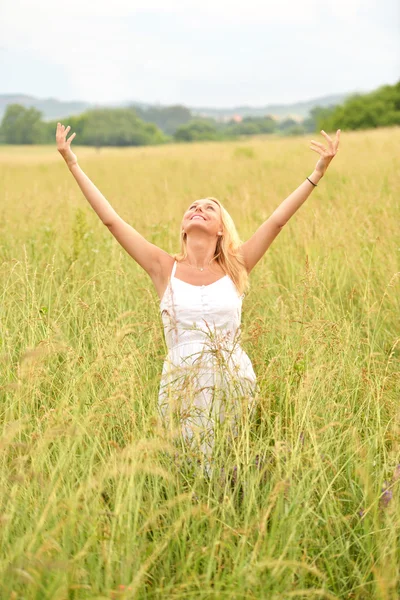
<box><xmin>56</xmin><ymin>123</ymin><xmax>168</xmax><ymax>280</ymax></box>
<box><xmin>240</xmin><ymin>129</ymin><xmax>341</xmax><ymax>273</ymax></box>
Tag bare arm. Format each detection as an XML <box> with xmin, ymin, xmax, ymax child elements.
<box><xmin>56</xmin><ymin>123</ymin><xmax>167</xmax><ymax>278</ymax></box>
<box><xmin>241</xmin><ymin>129</ymin><xmax>341</xmax><ymax>273</ymax></box>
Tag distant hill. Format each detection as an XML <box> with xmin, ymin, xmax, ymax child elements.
<box><xmin>0</xmin><ymin>92</ymin><xmax>351</xmax><ymax>123</ymax></box>
<box><xmin>190</xmin><ymin>94</ymin><xmax>350</xmax><ymax>121</ymax></box>
<box><xmin>0</xmin><ymin>95</ymin><xmax>91</xmax><ymax>121</ymax></box>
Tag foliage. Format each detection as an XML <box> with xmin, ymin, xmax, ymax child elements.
<box><xmin>174</xmin><ymin>119</ymin><xmax>220</xmax><ymax>141</ymax></box>
<box><xmin>49</xmin><ymin>108</ymin><xmax>168</xmax><ymax>147</ymax></box>
<box><xmin>1</xmin><ymin>81</ymin><xmax>399</xmax><ymax>148</ymax></box>
<box><xmin>0</xmin><ymin>104</ymin><xmax>48</xmax><ymax>144</ymax></box>
<box><xmin>303</xmin><ymin>106</ymin><xmax>336</xmax><ymax>133</ymax></box>
<box><xmin>133</xmin><ymin>104</ymin><xmax>193</xmax><ymax>135</ymax></box>
<box><xmin>0</xmin><ymin>105</ymin><xmax>168</xmax><ymax>147</ymax></box>
<box><xmin>317</xmin><ymin>80</ymin><xmax>400</xmax><ymax>131</ymax></box>
<box><xmin>225</xmin><ymin>116</ymin><xmax>277</xmax><ymax>136</ymax></box>
<box><xmin>277</xmin><ymin>117</ymin><xmax>306</xmax><ymax>136</ymax></box>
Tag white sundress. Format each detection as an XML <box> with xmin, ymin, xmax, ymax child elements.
<box><xmin>158</xmin><ymin>260</ymin><xmax>258</xmax><ymax>468</ymax></box>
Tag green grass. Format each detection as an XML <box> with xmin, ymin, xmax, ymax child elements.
<box><xmin>0</xmin><ymin>128</ymin><xmax>399</xmax><ymax>599</ymax></box>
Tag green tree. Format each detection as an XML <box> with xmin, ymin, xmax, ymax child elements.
<box><xmin>0</xmin><ymin>104</ymin><xmax>47</xmax><ymax>144</ymax></box>
<box><xmin>303</xmin><ymin>106</ymin><xmax>336</xmax><ymax>133</ymax></box>
<box><xmin>174</xmin><ymin>120</ymin><xmax>220</xmax><ymax>142</ymax></box>
<box><xmin>134</xmin><ymin>105</ymin><xmax>193</xmax><ymax>135</ymax></box>
<box><xmin>225</xmin><ymin>116</ymin><xmax>277</xmax><ymax>137</ymax></box>
<box><xmin>48</xmin><ymin>108</ymin><xmax>167</xmax><ymax>147</ymax></box>
<box><xmin>318</xmin><ymin>81</ymin><xmax>400</xmax><ymax>131</ymax></box>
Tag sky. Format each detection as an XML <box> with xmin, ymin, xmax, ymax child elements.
<box><xmin>0</xmin><ymin>0</ymin><xmax>399</xmax><ymax>108</ymax></box>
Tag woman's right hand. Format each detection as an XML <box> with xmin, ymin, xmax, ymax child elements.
<box><xmin>56</xmin><ymin>122</ymin><xmax>78</xmax><ymax>168</ymax></box>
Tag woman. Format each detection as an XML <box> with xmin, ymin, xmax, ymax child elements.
<box><xmin>56</xmin><ymin>123</ymin><xmax>340</xmax><ymax>469</ymax></box>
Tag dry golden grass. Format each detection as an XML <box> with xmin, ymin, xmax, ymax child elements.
<box><xmin>0</xmin><ymin>128</ymin><xmax>399</xmax><ymax>599</ymax></box>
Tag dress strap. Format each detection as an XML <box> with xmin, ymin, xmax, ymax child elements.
<box><xmin>171</xmin><ymin>260</ymin><xmax>177</xmax><ymax>278</ymax></box>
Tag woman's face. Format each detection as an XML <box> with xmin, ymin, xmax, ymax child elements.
<box><xmin>182</xmin><ymin>199</ymin><xmax>223</xmax><ymax>237</ymax></box>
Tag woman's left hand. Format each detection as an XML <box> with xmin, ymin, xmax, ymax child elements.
<box><xmin>310</xmin><ymin>129</ymin><xmax>340</xmax><ymax>177</ymax></box>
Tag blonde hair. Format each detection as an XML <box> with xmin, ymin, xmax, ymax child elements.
<box><xmin>174</xmin><ymin>197</ymin><xmax>249</xmax><ymax>296</ymax></box>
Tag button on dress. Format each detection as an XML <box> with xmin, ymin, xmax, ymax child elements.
<box><xmin>158</xmin><ymin>260</ymin><xmax>257</xmax><ymax>467</ymax></box>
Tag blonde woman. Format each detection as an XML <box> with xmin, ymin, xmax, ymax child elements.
<box><xmin>56</xmin><ymin>123</ymin><xmax>340</xmax><ymax>470</ymax></box>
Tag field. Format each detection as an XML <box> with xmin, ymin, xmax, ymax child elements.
<box><xmin>0</xmin><ymin>128</ymin><xmax>399</xmax><ymax>599</ymax></box>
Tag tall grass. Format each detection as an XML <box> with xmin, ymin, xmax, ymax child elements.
<box><xmin>0</xmin><ymin>128</ymin><xmax>399</xmax><ymax>599</ymax></box>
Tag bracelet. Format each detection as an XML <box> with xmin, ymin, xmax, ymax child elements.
<box><xmin>307</xmin><ymin>177</ymin><xmax>317</xmax><ymax>187</ymax></box>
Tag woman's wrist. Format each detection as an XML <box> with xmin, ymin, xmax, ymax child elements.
<box><xmin>68</xmin><ymin>161</ymin><xmax>79</xmax><ymax>172</ymax></box>
<box><xmin>308</xmin><ymin>170</ymin><xmax>323</xmax><ymax>185</ymax></box>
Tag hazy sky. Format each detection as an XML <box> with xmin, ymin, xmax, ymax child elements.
<box><xmin>1</xmin><ymin>0</ymin><xmax>399</xmax><ymax>107</ymax></box>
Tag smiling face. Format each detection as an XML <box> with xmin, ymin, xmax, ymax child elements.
<box><xmin>182</xmin><ymin>198</ymin><xmax>223</xmax><ymax>238</ymax></box>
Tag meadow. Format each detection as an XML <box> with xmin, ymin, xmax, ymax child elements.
<box><xmin>0</xmin><ymin>127</ymin><xmax>399</xmax><ymax>599</ymax></box>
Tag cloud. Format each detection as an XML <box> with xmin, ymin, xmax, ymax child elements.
<box><xmin>1</xmin><ymin>0</ymin><xmax>399</xmax><ymax>105</ymax></box>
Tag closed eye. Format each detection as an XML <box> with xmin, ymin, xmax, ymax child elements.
<box><xmin>188</xmin><ymin>203</ymin><xmax>216</xmax><ymax>211</ymax></box>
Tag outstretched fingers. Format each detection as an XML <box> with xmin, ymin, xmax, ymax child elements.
<box><xmin>310</xmin><ymin>139</ymin><xmax>326</xmax><ymax>150</ymax></box>
<box><xmin>311</xmin><ymin>129</ymin><xmax>341</xmax><ymax>157</ymax></box>
<box><xmin>321</xmin><ymin>128</ymin><xmax>341</xmax><ymax>153</ymax></box>
<box><xmin>56</xmin><ymin>122</ymin><xmax>75</xmax><ymax>144</ymax></box>
<box><xmin>56</xmin><ymin>122</ymin><xmax>66</xmax><ymax>140</ymax></box>
<box><xmin>320</xmin><ymin>129</ymin><xmax>333</xmax><ymax>144</ymax></box>
<box><xmin>310</xmin><ymin>140</ymin><xmax>327</xmax><ymax>155</ymax></box>
<box><xmin>334</xmin><ymin>129</ymin><xmax>341</xmax><ymax>151</ymax></box>
<box><xmin>309</xmin><ymin>144</ymin><xmax>324</xmax><ymax>155</ymax></box>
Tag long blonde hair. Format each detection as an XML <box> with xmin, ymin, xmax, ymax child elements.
<box><xmin>174</xmin><ymin>197</ymin><xmax>249</xmax><ymax>296</ymax></box>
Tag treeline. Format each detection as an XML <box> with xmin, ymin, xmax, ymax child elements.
<box><xmin>0</xmin><ymin>104</ymin><xmax>308</xmax><ymax>146</ymax></box>
<box><xmin>316</xmin><ymin>81</ymin><xmax>400</xmax><ymax>131</ymax></box>
<box><xmin>0</xmin><ymin>81</ymin><xmax>398</xmax><ymax>146</ymax></box>
<box><xmin>0</xmin><ymin>105</ymin><xmax>166</xmax><ymax>146</ymax></box>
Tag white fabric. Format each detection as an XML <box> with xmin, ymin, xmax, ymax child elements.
<box><xmin>158</xmin><ymin>260</ymin><xmax>257</xmax><ymax>466</ymax></box>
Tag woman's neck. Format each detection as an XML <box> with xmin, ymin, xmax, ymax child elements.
<box><xmin>184</xmin><ymin>233</ymin><xmax>217</xmax><ymax>268</ymax></box>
